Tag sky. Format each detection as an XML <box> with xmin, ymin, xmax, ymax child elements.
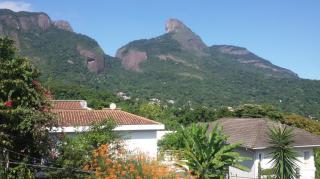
<box><xmin>0</xmin><ymin>0</ymin><xmax>319</xmax><ymax>80</ymax></box>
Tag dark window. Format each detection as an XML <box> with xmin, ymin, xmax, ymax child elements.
<box><xmin>258</xmin><ymin>153</ymin><xmax>263</xmax><ymax>162</ymax></box>
<box><xmin>304</xmin><ymin>151</ymin><xmax>310</xmax><ymax>160</ymax></box>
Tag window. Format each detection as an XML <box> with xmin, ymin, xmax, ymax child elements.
<box><xmin>258</xmin><ymin>153</ymin><xmax>263</xmax><ymax>162</ymax></box>
<box><xmin>304</xmin><ymin>151</ymin><xmax>310</xmax><ymax>161</ymax></box>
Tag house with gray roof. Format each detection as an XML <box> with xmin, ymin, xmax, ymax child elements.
<box><xmin>210</xmin><ymin>118</ymin><xmax>320</xmax><ymax>179</ymax></box>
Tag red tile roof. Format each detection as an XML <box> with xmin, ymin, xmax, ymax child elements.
<box><xmin>52</xmin><ymin>109</ymin><xmax>161</xmax><ymax>126</ymax></box>
<box><xmin>52</xmin><ymin>100</ymin><xmax>87</xmax><ymax>110</ymax></box>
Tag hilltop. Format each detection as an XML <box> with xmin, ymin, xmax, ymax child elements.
<box><xmin>0</xmin><ymin>10</ymin><xmax>319</xmax><ymax>118</ymax></box>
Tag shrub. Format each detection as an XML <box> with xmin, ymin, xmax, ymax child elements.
<box><xmin>84</xmin><ymin>144</ymin><xmax>179</xmax><ymax>179</ymax></box>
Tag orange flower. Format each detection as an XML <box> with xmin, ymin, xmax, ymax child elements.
<box><xmin>85</xmin><ymin>144</ymin><xmax>181</xmax><ymax>178</ymax></box>
<box><xmin>121</xmin><ymin>171</ymin><xmax>126</xmax><ymax>177</ymax></box>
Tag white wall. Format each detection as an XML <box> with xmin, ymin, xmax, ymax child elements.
<box><xmin>228</xmin><ymin>147</ymin><xmax>316</xmax><ymax>179</ymax></box>
<box><xmin>157</xmin><ymin>130</ymin><xmax>173</xmax><ymax>140</ymax></box>
<box><xmin>118</xmin><ymin>130</ymin><xmax>159</xmax><ymax>158</ymax></box>
<box><xmin>229</xmin><ymin>148</ymin><xmax>255</xmax><ymax>179</ymax></box>
<box><xmin>50</xmin><ymin>128</ymin><xmax>162</xmax><ymax>158</ymax></box>
<box><xmin>255</xmin><ymin>147</ymin><xmax>316</xmax><ymax>179</ymax></box>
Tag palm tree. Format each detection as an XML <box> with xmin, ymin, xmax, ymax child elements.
<box><xmin>180</xmin><ymin>124</ymin><xmax>248</xmax><ymax>179</ymax></box>
<box><xmin>268</xmin><ymin>125</ymin><xmax>298</xmax><ymax>179</ymax></box>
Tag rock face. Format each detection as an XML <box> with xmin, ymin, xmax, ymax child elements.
<box><xmin>0</xmin><ymin>9</ymin><xmax>106</xmax><ymax>73</ymax></box>
<box><xmin>116</xmin><ymin>48</ymin><xmax>147</xmax><ymax>71</ymax></box>
<box><xmin>77</xmin><ymin>46</ymin><xmax>105</xmax><ymax>73</ymax></box>
<box><xmin>54</xmin><ymin>20</ymin><xmax>73</xmax><ymax>32</ymax></box>
<box><xmin>0</xmin><ymin>12</ymin><xmax>52</xmax><ymax>31</ymax></box>
<box><xmin>37</xmin><ymin>14</ymin><xmax>51</xmax><ymax>30</ymax></box>
<box><xmin>165</xmin><ymin>18</ymin><xmax>207</xmax><ymax>52</ymax></box>
<box><xmin>165</xmin><ymin>19</ymin><xmax>188</xmax><ymax>33</ymax></box>
<box><xmin>216</xmin><ymin>45</ymin><xmax>250</xmax><ymax>56</ymax></box>
<box><xmin>115</xmin><ymin>18</ymin><xmax>207</xmax><ymax>71</ymax></box>
<box><xmin>210</xmin><ymin>45</ymin><xmax>298</xmax><ymax>77</ymax></box>
<box><xmin>0</xmin><ymin>9</ymin><xmax>76</xmax><ymax>32</ymax></box>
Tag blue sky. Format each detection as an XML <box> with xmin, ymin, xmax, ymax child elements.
<box><xmin>1</xmin><ymin>0</ymin><xmax>319</xmax><ymax>79</ymax></box>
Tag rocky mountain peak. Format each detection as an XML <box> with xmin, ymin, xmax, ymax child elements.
<box><xmin>165</xmin><ymin>18</ymin><xmax>188</xmax><ymax>33</ymax></box>
<box><xmin>0</xmin><ymin>9</ymin><xmax>52</xmax><ymax>31</ymax></box>
<box><xmin>165</xmin><ymin>18</ymin><xmax>207</xmax><ymax>52</ymax></box>
<box><xmin>53</xmin><ymin>20</ymin><xmax>73</xmax><ymax>32</ymax></box>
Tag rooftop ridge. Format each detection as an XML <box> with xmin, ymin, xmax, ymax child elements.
<box><xmin>118</xmin><ymin>109</ymin><xmax>162</xmax><ymax>125</ymax></box>
<box><xmin>52</xmin><ymin>109</ymin><xmax>162</xmax><ymax>127</ymax></box>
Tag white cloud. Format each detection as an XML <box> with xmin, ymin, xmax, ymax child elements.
<box><xmin>0</xmin><ymin>1</ymin><xmax>32</xmax><ymax>12</ymax></box>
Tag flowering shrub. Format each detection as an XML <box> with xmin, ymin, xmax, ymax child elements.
<box><xmin>4</xmin><ymin>100</ymin><xmax>13</xmax><ymax>107</ymax></box>
<box><xmin>84</xmin><ymin>144</ymin><xmax>180</xmax><ymax>179</ymax></box>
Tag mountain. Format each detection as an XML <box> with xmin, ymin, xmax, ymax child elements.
<box><xmin>111</xmin><ymin>18</ymin><xmax>319</xmax><ymax>117</ymax></box>
<box><xmin>115</xmin><ymin>18</ymin><xmax>297</xmax><ymax>78</ymax></box>
<box><xmin>0</xmin><ymin>9</ymin><xmax>107</xmax><ymax>78</ymax></box>
<box><xmin>0</xmin><ymin>10</ymin><xmax>319</xmax><ymax>118</ymax></box>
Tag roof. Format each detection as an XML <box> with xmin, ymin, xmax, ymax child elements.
<box><xmin>209</xmin><ymin>118</ymin><xmax>320</xmax><ymax>149</ymax></box>
<box><xmin>50</xmin><ymin>100</ymin><xmax>164</xmax><ymax>132</ymax></box>
<box><xmin>52</xmin><ymin>100</ymin><xmax>89</xmax><ymax>110</ymax></box>
<box><xmin>52</xmin><ymin>109</ymin><xmax>162</xmax><ymax>126</ymax></box>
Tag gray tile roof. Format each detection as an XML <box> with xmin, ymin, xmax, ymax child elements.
<box><xmin>208</xmin><ymin>118</ymin><xmax>320</xmax><ymax>149</ymax></box>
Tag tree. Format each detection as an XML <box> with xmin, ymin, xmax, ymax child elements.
<box><xmin>50</xmin><ymin>119</ymin><xmax>119</xmax><ymax>178</ymax></box>
<box><xmin>177</xmin><ymin>107</ymin><xmax>217</xmax><ymax>126</ymax></box>
<box><xmin>234</xmin><ymin>104</ymin><xmax>283</xmax><ymax>120</ymax></box>
<box><xmin>268</xmin><ymin>125</ymin><xmax>298</xmax><ymax>179</ymax></box>
<box><xmin>138</xmin><ymin>103</ymin><xmax>179</xmax><ymax>129</ymax></box>
<box><xmin>0</xmin><ymin>37</ymin><xmax>54</xmax><ymax>177</ymax></box>
<box><xmin>180</xmin><ymin>124</ymin><xmax>248</xmax><ymax>179</ymax></box>
<box><xmin>158</xmin><ymin>128</ymin><xmax>185</xmax><ymax>152</ymax></box>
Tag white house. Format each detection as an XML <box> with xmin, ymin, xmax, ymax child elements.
<box><xmin>211</xmin><ymin>118</ymin><xmax>320</xmax><ymax>179</ymax></box>
<box><xmin>50</xmin><ymin>100</ymin><xmax>165</xmax><ymax>158</ymax></box>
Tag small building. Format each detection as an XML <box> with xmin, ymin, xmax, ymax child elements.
<box><xmin>210</xmin><ymin>118</ymin><xmax>320</xmax><ymax>179</ymax></box>
<box><xmin>50</xmin><ymin>100</ymin><xmax>165</xmax><ymax>157</ymax></box>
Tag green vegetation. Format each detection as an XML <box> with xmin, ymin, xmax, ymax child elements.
<box><xmin>268</xmin><ymin>126</ymin><xmax>299</xmax><ymax>179</ymax></box>
<box><xmin>1</xmin><ymin>9</ymin><xmax>320</xmax><ymax>178</ymax></box>
<box><xmin>1</xmin><ymin>9</ymin><xmax>320</xmax><ymax>119</ymax></box>
<box><xmin>0</xmin><ymin>37</ymin><xmax>54</xmax><ymax>178</ymax></box>
<box><xmin>164</xmin><ymin>124</ymin><xmax>248</xmax><ymax>178</ymax></box>
<box><xmin>158</xmin><ymin>103</ymin><xmax>320</xmax><ymax>178</ymax></box>
<box><xmin>49</xmin><ymin>119</ymin><xmax>119</xmax><ymax>178</ymax></box>
<box><xmin>106</xmin><ymin>34</ymin><xmax>320</xmax><ymax>119</ymax></box>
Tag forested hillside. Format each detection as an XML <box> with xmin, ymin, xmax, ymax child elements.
<box><xmin>0</xmin><ymin>9</ymin><xmax>319</xmax><ymax>118</ymax></box>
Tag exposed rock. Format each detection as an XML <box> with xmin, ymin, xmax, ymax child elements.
<box><xmin>77</xmin><ymin>45</ymin><xmax>105</xmax><ymax>73</ymax></box>
<box><xmin>0</xmin><ymin>11</ymin><xmax>51</xmax><ymax>31</ymax></box>
<box><xmin>165</xmin><ymin>19</ymin><xmax>188</xmax><ymax>33</ymax></box>
<box><xmin>217</xmin><ymin>46</ymin><xmax>250</xmax><ymax>55</ymax></box>
<box><xmin>18</xmin><ymin>15</ymin><xmax>40</xmax><ymax>30</ymax></box>
<box><xmin>37</xmin><ymin>14</ymin><xmax>51</xmax><ymax>30</ymax></box>
<box><xmin>254</xmin><ymin>63</ymin><xmax>279</xmax><ymax>71</ymax></box>
<box><xmin>165</xmin><ymin>18</ymin><xmax>207</xmax><ymax>52</ymax></box>
<box><xmin>0</xmin><ymin>14</ymin><xmax>19</xmax><ymax>29</ymax></box>
<box><xmin>18</xmin><ymin>16</ymin><xmax>32</xmax><ymax>30</ymax></box>
<box><xmin>116</xmin><ymin>48</ymin><xmax>147</xmax><ymax>71</ymax></box>
<box><xmin>54</xmin><ymin>20</ymin><xmax>73</xmax><ymax>32</ymax></box>
<box><xmin>115</xmin><ymin>47</ymin><xmax>126</xmax><ymax>59</ymax></box>
<box><xmin>67</xmin><ymin>60</ymin><xmax>74</xmax><ymax>64</ymax></box>
<box><xmin>177</xmin><ymin>72</ymin><xmax>203</xmax><ymax>80</ymax></box>
<box><xmin>239</xmin><ymin>59</ymin><xmax>258</xmax><ymax>64</ymax></box>
<box><xmin>157</xmin><ymin>54</ymin><xmax>199</xmax><ymax>69</ymax></box>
